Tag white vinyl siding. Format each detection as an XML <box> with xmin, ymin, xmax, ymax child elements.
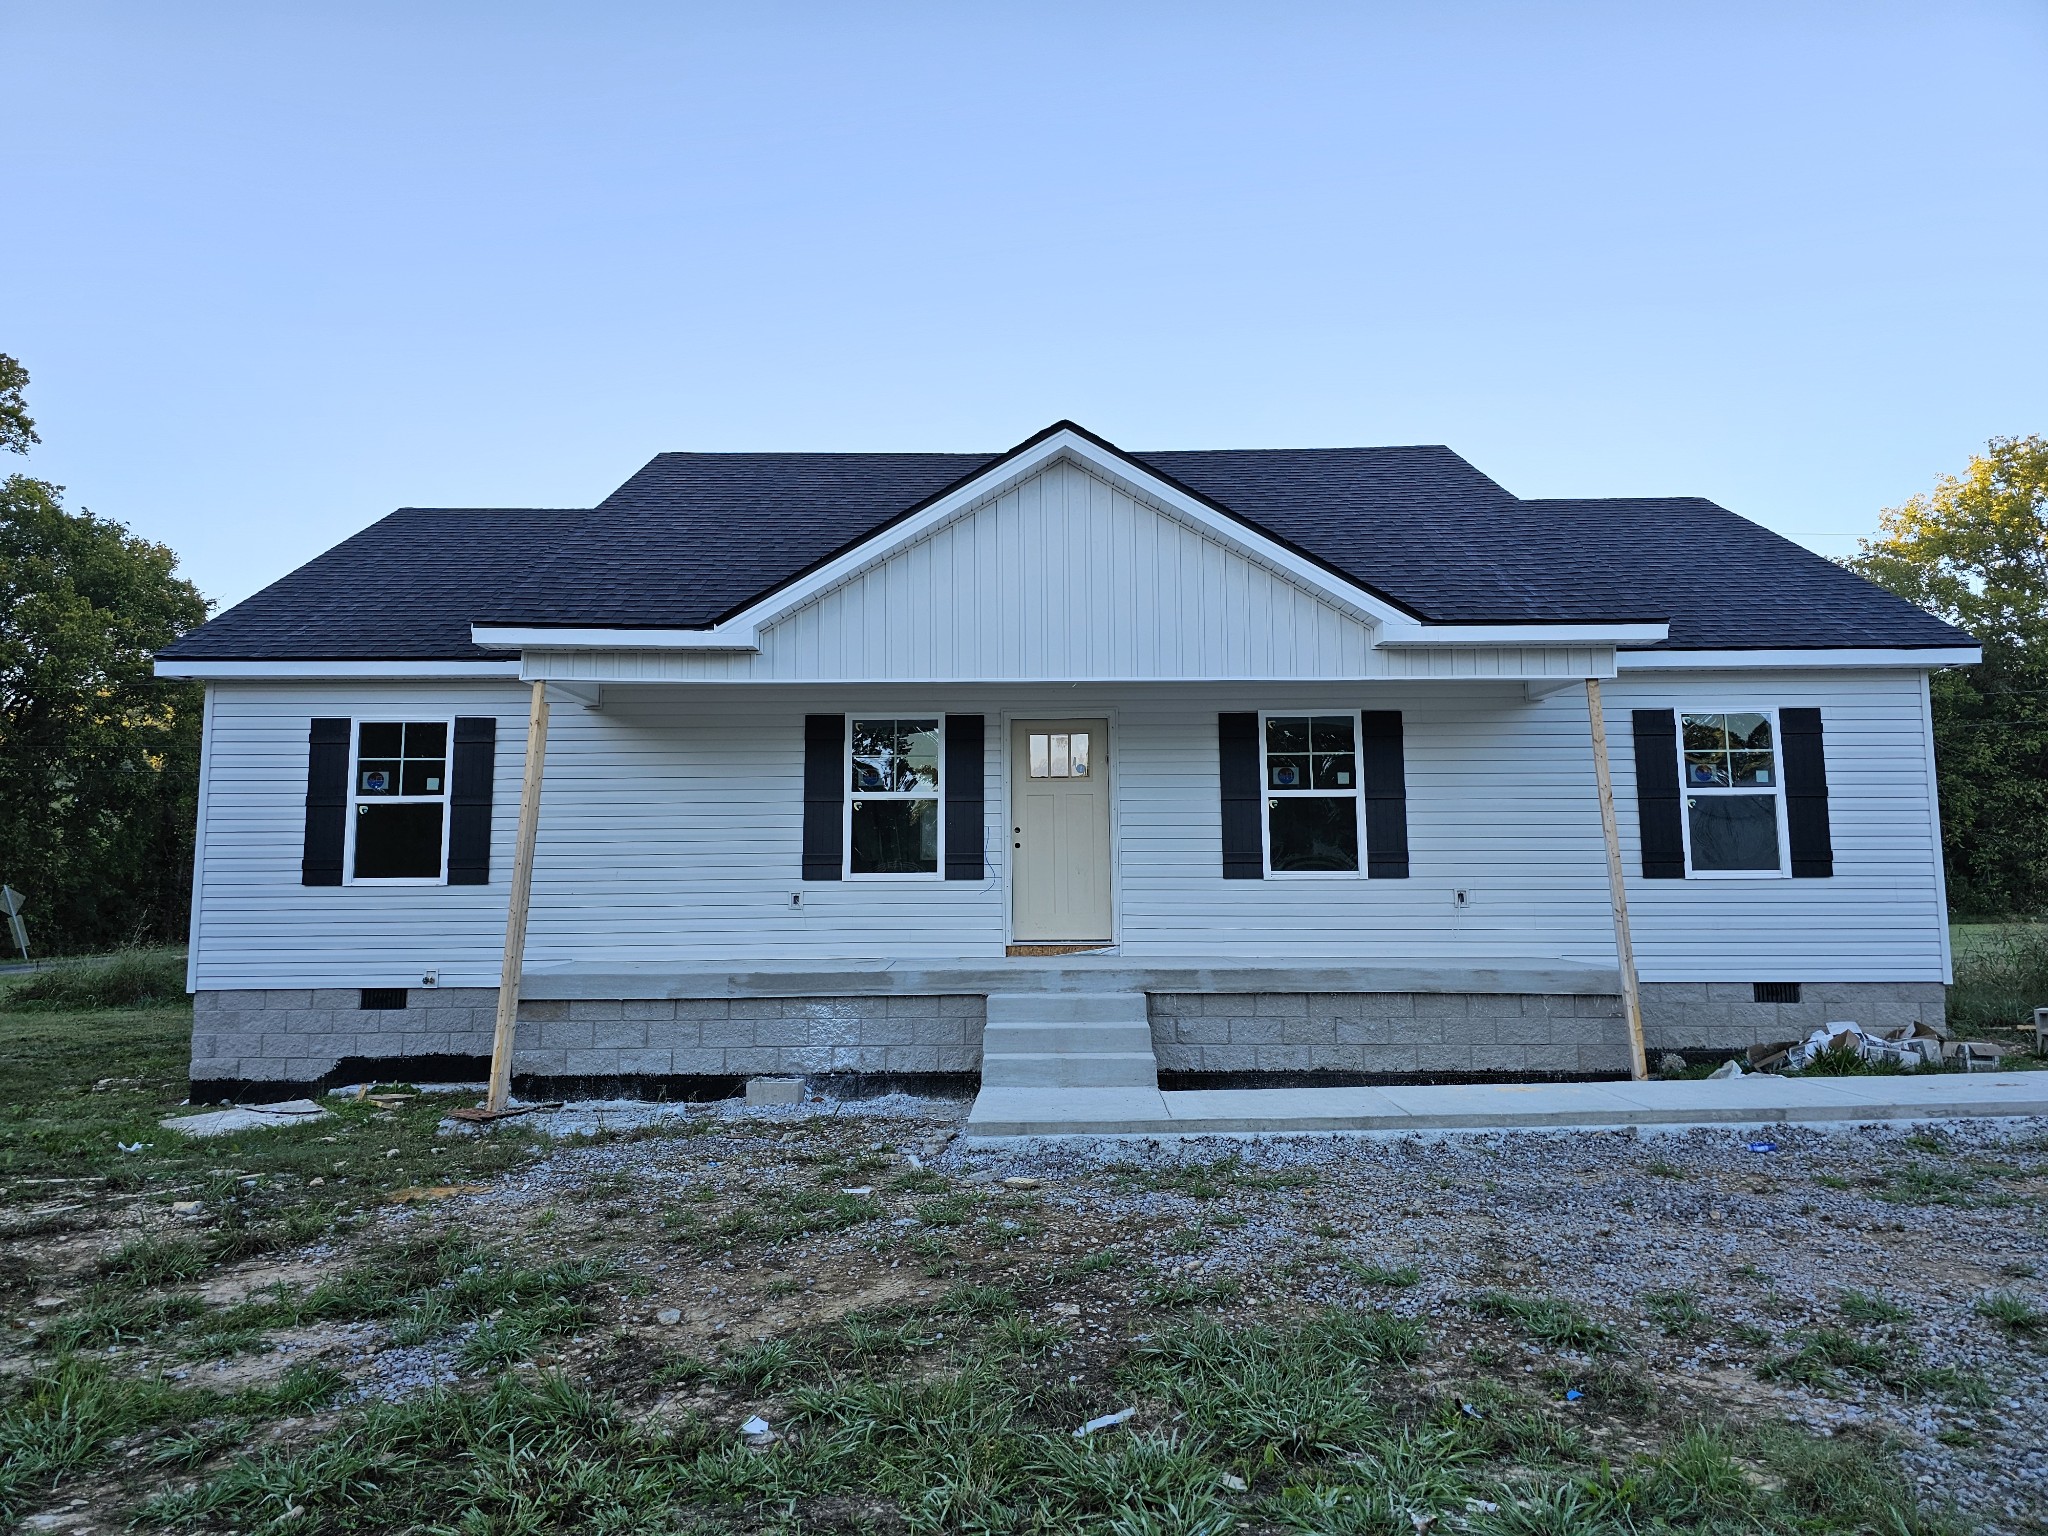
<box><xmin>187</xmin><ymin>670</ymin><xmax>1950</xmax><ymax>989</ymax></box>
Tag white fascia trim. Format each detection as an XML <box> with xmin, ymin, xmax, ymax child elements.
<box><xmin>712</xmin><ymin>430</ymin><xmax>1416</xmax><ymax>636</ymax></box>
<box><xmin>1616</xmin><ymin>646</ymin><xmax>1981</xmax><ymax>670</ymax></box>
<box><xmin>155</xmin><ymin>659</ymin><xmax>525</xmax><ymax>679</ymax></box>
<box><xmin>1379</xmin><ymin>622</ymin><xmax>1668</xmax><ymax>647</ymax></box>
<box><xmin>472</xmin><ymin>624</ymin><xmax>761</xmax><ymax>651</ymax></box>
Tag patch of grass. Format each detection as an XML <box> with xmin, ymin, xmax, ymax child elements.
<box><xmin>0</xmin><ymin>949</ymin><xmax>189</xmax><ymax>1012</ymax></box>
<box><xmin>1541</xmin><ymin>1359</ymin><xmax>1655</xmax><ymax>1413</ymax></box>
<box><xmin>1838</xmin><ymin>1288</ymin><xmax>1911</xmax><ymax>1324</ymax></box>
<box><xmin>1466</xmin><ymin>1291</ymin><xmax>1613</xmax><ymax>1352</ymax></box>
<box><xmin>1140</xmin><ymin>1271</ymin><xmax>1244</xmax><ymax>1309</ymax></box>
<box><xmin>40</xmin><ymin>1286</ymin><xmax>209</xmax><ymax>1351</ymax></box>
<box><xmin>936</xmin><ymin>1282</ymin><xmax>1018</xmax><ymax>1317</ymax></box>
<box><xmin>0</xmin><ymin>1356</ymin><xmax>213</xmax><ymax>1523</ymax></box>
<box><xmin>1125</xmin><ymin>1310</ymin><xmax>1413</xmax><ymax>1455</ymax></box>
<box><xmin>914</xmin><ymin>1192</ymin><xmax>978</xmax><ymax>1228</ymax></box>
<box><xmin>988</xmin><ymin>1312</ymin><xmax>1069</xmax><ymax>1358</ymax></box>
<box><xmin>1106</xmin><ymin>1153</ymin><xmax>1314</xmax><ymax>1201</ymax></box>
<box><xmin>1342</xmin><ymin>1258</ymin><xmax>1421</xmax><ymax>1288</ymax></box>
<box><xmin>1642</xmin><ymin>1288</ymin><xmax>1711</xmax><ymax>1338</ymax></box>
<box><xmin>1759</xmin><ymin>1327</ymin><xmax>1991</xmax><ymax>1404</ymax></box>
<box><xmin>1877</xmin><ymin>1162</ymin><xmax>2007</xmax><ymax>1208</ymax></box>
<box><xmin>1975</xmin><ymin>1290</ymin><xmax>2047</xmax><ymax>1335</ymax></box>
<box><xmin>99</xmin><ymin>1233</ymin><xmax>213</xmax><ymax>1287</ymax></box>
<box><xmin>1644</xmin><ymin>1158</ymin><xmax>1688</xmax><ymax>1179</ymax></box>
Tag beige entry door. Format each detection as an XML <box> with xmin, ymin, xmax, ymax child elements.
<box><xmin>1010</xmin><ymin>718</ymin><xmax>1113</xmax><ymax>943</ymax></box>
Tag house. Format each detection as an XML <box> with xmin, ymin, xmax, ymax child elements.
<box><xmin>155</xmin><ymin>421</ymin><xmax>1976</xmax><ymax>1107</ymax></box>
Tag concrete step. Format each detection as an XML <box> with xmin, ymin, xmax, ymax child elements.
<box><xmin>985</xmin><ymin>992</ymin><xmax>1150</xmax><ymax>1026</ymax></box>
<box><xmin>981</xmin><ymin>1020</ymin><xmax>1154</xmax><ymax>1054</ymax></box>
<box><xmin>979</xmin><ymin>1050</ymin><xmax>1161</xmax><ymax>1089</ymax></box>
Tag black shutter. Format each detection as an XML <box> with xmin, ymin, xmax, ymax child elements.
<box><xmin>1218</xmin><ymin>712</ymin><xmax>1262</xmax><ymax>879</ymax></box>
<box><xmin>447</xmin><ymin>716</ymin><xmax>496</xmax><ymax>885</ymax></box>
<box><xmin>1781</xmin><ymin>707</ymin><xmax>1834</xmax><ymax>878</ymax></box>
<box><xmin>802</xmin><ymin>714</ymin><xmax>845</xmax><ymax>881</ymax></box>
<box><xmin>302</xmin><ymin>718</ymin><xmax>350</xmax><ymax>886</ymax></box>
<box><xmin>943</xmin><ymin>714</ymin><xmax>984</xmax><ymax>880</ymax></box>
<box><xmin>1360</xmin><ymin>710</ymin><xmax>1410</xmax><ymax>878</ymax></box>
<box><xmin>1631</xmin><ymin>709</ymin><xmax>1685</xmax><ymax>879</ymax></box>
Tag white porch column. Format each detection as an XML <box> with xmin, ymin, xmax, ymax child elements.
<box><xmin>485</xmin><ymin>679</ymin><xmax>551</xmax><ymax>1112</ymax></box>
<box><xmin>1585</xmin><ymin>677</ymin><xmax>1649</xmax><ymax>1080</ymax></box>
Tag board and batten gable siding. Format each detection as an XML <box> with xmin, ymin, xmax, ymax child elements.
<box><xmin>515</xmin><ymin>459</ymin><xmax>1608</xmax><ymax>685</ymax></box>
<box><xmin>188</xmin><ymin>670</ymin><xmax>1949</xmax><ymax>990</ymax></box>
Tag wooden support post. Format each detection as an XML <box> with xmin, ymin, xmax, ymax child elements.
<box><xmin>484</xmin><ymin>680</ymin><xmax>550</xmax><ymax>1113</ymax></box>
<box><xmin>1586</xmin><ymin>677</ymin><xmax>1649</xmax><ymax>1081</ymax></box>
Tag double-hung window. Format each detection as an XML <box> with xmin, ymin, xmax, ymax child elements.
<box><xmin>848</xmin><ymin>717</ymin><xmax>941</xmax><ymax>876</ymax></box>
<box><xmin>1679</xmin><ymin>710</ymin><xmax>1787</xmax><ymax>876</ymax></box>
<box><xmin>348</xmin><ymin>720</ymin><xmax>451</xmax><ymax>881</ymax></box>
<box><xmin>1262</xmin><ymin>713</ymin><xmax>1361</xmax><ymax>874</ymax></box>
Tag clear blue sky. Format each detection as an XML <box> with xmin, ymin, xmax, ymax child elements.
<box><xmin>6</xmin><ymin>2</ymin><xmax>2044</xmax><ymax>608</ymax></box>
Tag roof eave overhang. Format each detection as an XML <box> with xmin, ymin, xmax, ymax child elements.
<box><xmin>153</xmin><ymin>658</ymin><xmax>525</xmax><ymax>679</ymax></box>
<box><xmin>1616</xmin><ymin>645</ymin><xmax>1981</xmax><ymax>670</ymax></box>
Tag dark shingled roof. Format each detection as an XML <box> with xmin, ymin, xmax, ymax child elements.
<box><xmin>160</xmin><ymin>423</ymin><xmax>1971</xmax><ymax>660</ymax></box>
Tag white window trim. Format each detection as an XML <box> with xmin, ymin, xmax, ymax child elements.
<box><xmin>342</xmin><ymin>716</ymin><xmax>456</xmax><ymax>886</ymax></box>
<box><xmin>843</xmin><ymin>712</ymin><xmax>945</xmax><ymax>882</ymax></box>
<box><xmin>1257</xmin><ymin>709</ymin><xmax>1366</xmax><ymax>880</ymax></box>
<box><xmin>1675</xmin><ymin>705</ymin><xmax>1791</xmax><ymax>881</ymax></box>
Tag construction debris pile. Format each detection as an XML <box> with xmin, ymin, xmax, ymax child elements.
<box><xmin>1745</xmin><ymin>1018</ymin><xmax>2013</xmax><ymax>1075</ymax></box>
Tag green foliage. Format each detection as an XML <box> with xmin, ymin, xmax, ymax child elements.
<box><xmin>1</xmin><ymin>407</ymin><xmax>210</xmax><ymax>952</ymax></box>
<box><xmin>1948</xmin><ymin>922</ymin><xmax>2048</xmax><ymax>1033</ymax></box>
<box><xmin>1850</xmin><ymin>435</ymin><xmax>2048</xmax><ymax>915</ymax></box>
<box><xmin>0</xmin><ymin>1356</ymin><xmax>207</xmax><ymax>1524</ymax></box>
<box><xmin>0</xmin><ymin>354</ymin><xmax>36</xmax><ymax>456</ymax></box>
<box><xmin>2</xmin><ymin>947</ymin><xmax>188</xmax><ymax>1011</ymax></box>
<box><xmin>1975</xmin><ymin>1290</ymin><xmax>2046</xmax><ymax>1334</ymax></box>
<box><xmin>1466</xmin><ymin>1292</ymin><xmax>1613</xmax><ymax>1352</ymax></box>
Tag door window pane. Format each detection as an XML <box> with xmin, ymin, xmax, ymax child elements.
<box><xmin>1027</xmin><ymin>731</ymin><xmax>1090</xmax><ymax>778</ymax></box>
<box><xmin>354</xmin><ymin>803</ymin><xmax>445</xmax><ymax>879</ymax></box>
<box><xmin>1687</xmin><ymin>795</ymin><xmax>1780</xmax><ymax>872</ymax></box>
<box><xmin>1268</xmin><ymin>796</ymin><xmax>1360</xmax><ymax>872</ymax></box>
<box><xmin>850</xmin><ymin>799</ymin><xmax>938</xmax><ymax>875</ymax></box>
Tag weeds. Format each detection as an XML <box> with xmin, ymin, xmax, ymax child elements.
<box><xmin>1342</xmin><ymin>1258</ymin><xmax>1422</xmax><ymax>1288</ymax></box>
<box><xmin>0</xmin><ymin>949</ymin><xmax>188</xmax><ymax>1012</ymax></box>
<box><xmin>1467</xmin><ymin>1292</ymin><xmax>1613</xmax><ymax>1352</ymax></box>
<box><xmin>1759</xmin><ymin>1328</ymin><xmax>1991</xmax><ymax>1404</ymax></box>
<box><xmin>1975</xmin><ymin>1291</ymin><xmax>2046</xmax><ymax>1335</ymax></box>
<box><xmin>1642</xmin><ymin>1289</ymin><xmax>1711</xmax><ymax>1339</ymax></box>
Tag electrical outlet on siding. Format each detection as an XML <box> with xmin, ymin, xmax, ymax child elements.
<box><xmin>1452</xmin><ymin>889</ymin><xmax>1472</xmax><ymax>910</ymax></box>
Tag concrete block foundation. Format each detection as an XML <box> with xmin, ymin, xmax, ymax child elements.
<box><xmin>189</xmin><ymin>978</ymin><xmax>1949</xmax><ymax>1093</ymax></box>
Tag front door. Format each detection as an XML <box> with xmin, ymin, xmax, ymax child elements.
<box><xmin>1010</xmin><ymin>718</ymin><xmax>1113</xmax><ymax>943</ymax></box>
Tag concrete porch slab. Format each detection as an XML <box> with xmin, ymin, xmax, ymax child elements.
<box><xmin>962</xmin><ymin>1071</ymin><xmax>2048</xmax><ymax>1140</ymax></box>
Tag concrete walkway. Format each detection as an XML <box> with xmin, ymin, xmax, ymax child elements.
<box><xmin>963</xmin><ymin>1070</ymin><xmax>2048</xmax><ymax>1139</ymax></box>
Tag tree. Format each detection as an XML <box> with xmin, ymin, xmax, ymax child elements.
<box><xmin>0</xmin><ymin>355</ymin><xmax>212</xmax><ymax>953</ymax></box>
<box><xmin>1850</xmin><ymin>436</ymin><xmax>2048</xmax><ymax>916</ymax></box>
<box><xmin>0</xmin><ymin>352</ymin><xmax>36</xmax><ymax>457</ymax></box>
